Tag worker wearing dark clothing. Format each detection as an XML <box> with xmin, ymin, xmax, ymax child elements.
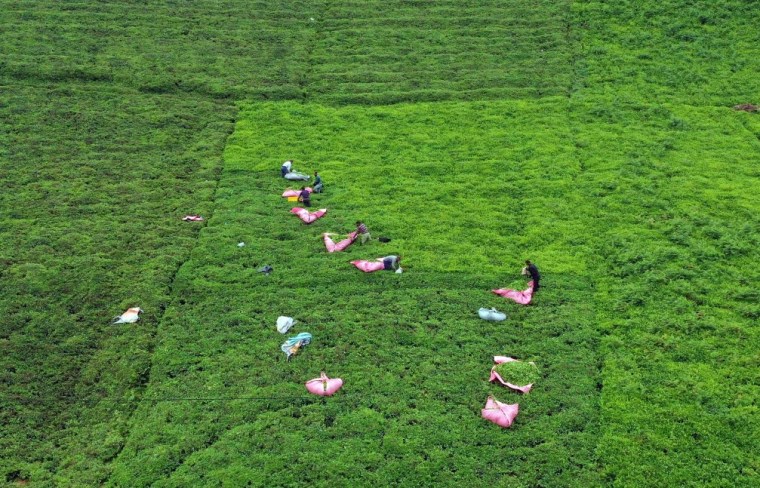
<box><xmin>383</xmin><ymin>255</ymin><xmax>401</xmax><ymax>271</ymax></box>
<box><xmin>298</xmin><ymin>187</ymin><xmax>311</xmax><ymax>207</ymax></box>
<box><xmin>525</xmin><ymin>260</ymin><xmax>540</xmax><ymax>291</ymax></box>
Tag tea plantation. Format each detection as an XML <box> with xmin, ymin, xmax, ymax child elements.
<box><xmin>1</xmin><ymin>1</ymin><xmax>758</xmax><ymax>487</ymax></box>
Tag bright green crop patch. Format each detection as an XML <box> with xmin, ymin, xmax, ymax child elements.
<box><xmin>109</xmin><ymin>100</ymin><xmax>603</xmax><ymax>487</ymax></box>
<box><xmin>224</xmin><ymin>100</ymin><xmax>589</xmax><ymax>275</ymax></box>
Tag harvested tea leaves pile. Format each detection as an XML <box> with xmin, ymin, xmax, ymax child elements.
<box><xmin>494</xmin><ymin>360</ymin><xmax>540</xmax><ymax>386</ymax></box>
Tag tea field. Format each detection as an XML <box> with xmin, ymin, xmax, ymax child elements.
<box><xmin>1</xmin><ymin>1</ymin><xmax>758</xmax><ymax>487</ymax></box>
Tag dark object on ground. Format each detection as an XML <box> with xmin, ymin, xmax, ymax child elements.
<box><xmin>378</xmin><ymin>236</ymin><xmax>391</xmax><ymax>243</ymax></box>
<box><xmin>257</xmin><ymin>265</ymin><xmax>273</xmax><ymax>275</ymax></box>
<box><xmin>733</xmin><ymin>104</ymin><xmax>758</xmax><ymax>112</ymax></box>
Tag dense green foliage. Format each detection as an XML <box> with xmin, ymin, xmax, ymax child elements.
<box><xmin>1</xmin><ymin>0</ymin><xmax>758</xmax><ymax>486</ymax></box>
<box><xmin>575</xmin><ymin>0</ymin><xmax>760</xmax><ymax>105</ymax></box>
<box><xmin>1</xmin><ymin>0</ymin><xmax>311</xmax><ymax>99</ymax></box>
<box><xmin>0</xmin><ymin>85</ymin><xmax>235</xmax><ymax>485</ymax></box>
<box><xmin>572</xmin><ymin>100</ymin><xmax>759</xmax><ymax>486</ymax></box>
<box><xmin>108</xmin><ymin>100</ymin><xmax>602</xmax><ymax>487</ymax></box>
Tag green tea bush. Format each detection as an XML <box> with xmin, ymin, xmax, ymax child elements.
<box><xmin>573</xmin><ymin>101</ymin><xmax>759</xmax><ymax>486</ymax></box>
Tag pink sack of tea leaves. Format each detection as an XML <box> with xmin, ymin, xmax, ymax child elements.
<box><xmin>282</xmin><ymin>187</ymin><xmax>312</xmax><ymax>197</ymax></box>
<box><xmin>305</xmin><ymin>372</ymin><xmax>344</xmax><ymax>396</ymax></box>
<box><xmin>481</xmin><ymin>396</ymin><xmax>519</xmax><ymax>428</ymax></box>
<box><xmin>323</xmin><ymin>232</ymin><xmax>358</xmax><ymax>253</ymax></box>
<box><xmin>350</xmin><ymin>259</ymin><xmax>386</xmax><ymax>273</ymax></box>
<box><xmin>489</xmin><ymin>356</ymin><xmax>537</xmax><ymax>394</ymax></box>
<box><xmin>492</xmin><ymin>280</ymin><xmax>534</xmax><ymax>305</ymax></box>
<box><xmin>290</xmin><ymin>207</ymin><xmax>327</xmax><ymax>224</ymax></box>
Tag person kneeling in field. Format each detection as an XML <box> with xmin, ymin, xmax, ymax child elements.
<box><xmin>298</xmin><ymin>186</ymin><xmax>311</xmax><ymax>207</ymax></box>
<box><xmin>382</xmin><ymin>255</ymin><xmax>401</xmax><ymax>271</ymax></box>
<box><xmin>313</xmin><ymin>171</ymin><xmax>323</xmax><ymax>193</ymax></box>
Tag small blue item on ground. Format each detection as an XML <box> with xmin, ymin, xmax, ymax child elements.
<box><xmin>281</xmin><ymin>332</ymin><xmax>312</xmax><ymax>360</ymax></box>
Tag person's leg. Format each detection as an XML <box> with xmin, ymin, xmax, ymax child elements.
<box><xmin>314</xmin><ymin>183</ymin><xmax>323</xmax><ymax>193</ymax></box>
<box><xmin>360</xmin><ymin>233</ymin><xmax>371</xmax><ymax>244</ymax></box>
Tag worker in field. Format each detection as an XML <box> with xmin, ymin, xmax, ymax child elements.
<box><xmin>281</xmin><ymin>160</ymin><xmax>293</xmax><ymax>177</ymax></box>
<box><xmin>356</xmin><ymin>221</ymin><xmax>371</xmax><ymax>245</ymax></box>
<box><xmin>382</xmin><ymin>255</ymin><xmax>402</xmax><ymax>271</ymax></box>
<box><xmin>313</xmin><ymin>171</ymin><xmax>323</xmax><ymax>193</ymax></box>
<box><xmin>523</xmin><ymin>260</ymin><xmax>541</xmax><ymax>291</ymax></box>
<box><xmin>298</xmin><ymin>186</ymin><xmax>311</xmax><ymax>207</ymax></box>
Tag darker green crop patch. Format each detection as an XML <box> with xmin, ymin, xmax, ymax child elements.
<box><xmin>571</xmin><ymin>100</ymin><xmax>759</xmax><ymax>486</ymax></box>
<box><xmin>0</xmin><ymin>85</ymin><xmax>235</xmax><ymax>485</ymax></box>
<box><xmin>575</xmin><ymin>0</ymin><xmax>760</xmax><ymax>106</ymax></box>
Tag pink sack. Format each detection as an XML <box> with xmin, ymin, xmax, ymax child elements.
<box><xmin>282</xmin><ymin>187</ymin><xmax>313</xmax><ymax>198</ymax></box>
<box><xmin>481</xmin><ymin>396</ymin><xmax>519</xmax><ymax>428</ymax></box>
<box><xmin>492</xmin><ymin>281</ymin><xmax>534</xmax><ymax>305</ymax></box>
<box><xmin>490</xmin><ymin>357</ymin><xmax>533</xmax><ymax>394</ymax></box>
<box><xmin>324</xmin><ymin>232</ymin><xmax>358</xmax><ymax>253</ymax></box>
<box><xmin>305</xmin><ymin>372</ymin><xmax>344</xmax><ymax>396</ymax></box>
<box><xmin>350</xmin><ymin>259</ymin><xmax>385</xmax><ymax>273</ymax></box>
<box><xmin>182</xmin><ymin>215</ymin><xmax>204</xmax><ymax>221</ymax></box>
<box><xmin>290</xmin><ymin>207</ymin><xmax>327</xmax><ymax>224</ymax></box>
